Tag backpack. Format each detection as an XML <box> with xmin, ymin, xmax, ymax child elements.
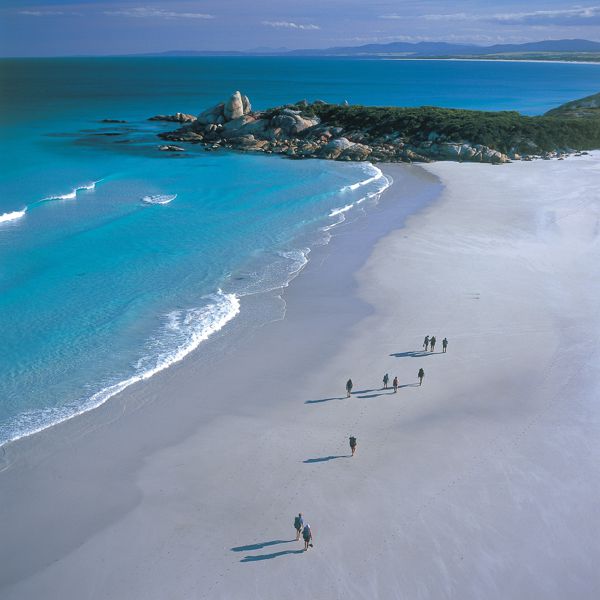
<box><xmin>349</xmin><ymin>436</ymin><xmax>356</xmax><ymax>447</ymax></box>
<box><xmin>294</xmin><ymin>516</ymin><xmax>302</xmax><ymax>529</ymax></box>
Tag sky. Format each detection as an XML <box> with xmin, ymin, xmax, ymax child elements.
<box><xmin>1</xmin><ymin>1</ymin><xmax>599</xmax><ymax>56</ymax></box>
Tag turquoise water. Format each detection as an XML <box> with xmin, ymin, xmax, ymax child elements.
<box><xmin>1</xmin><ymin>58</ymin><xmax>599</xmax><ymax>445</ymax></box>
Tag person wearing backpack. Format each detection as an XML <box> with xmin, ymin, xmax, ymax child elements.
<box><xmin>418</xmin><ymin>368</ymin><xmax>425</xmax><ymax>385</ymax></box>
<box><xmin>349</xmin><ymin>435</ymin><xmax>357</xmax><ymax>456</ymax></box>
<box><xmin>383</xmin><ymin>373</ymin><xmax>389</xmax><ymax>389</ymax></box>
<box><xmin>294</xmin><ymin>513</ymin><xmax>304</xmax><ymax>541</ymax></box>
<box><xmin>302</xmin><ymin>523</ymin><xmax>313</xmax><ymax>551</ymax></box>
<box><xmin>346</xmin><ymin>378</ymin><xmax>353</xmax><ymax>397</ymax></box>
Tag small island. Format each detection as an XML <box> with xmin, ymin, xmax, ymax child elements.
<box><xmin>155</xmin><ymin>91</ymin><xmax>600</xmax><ymax>164</ymax></box>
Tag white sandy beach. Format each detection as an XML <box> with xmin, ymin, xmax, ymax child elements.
<box><xmin>1</xmin><ymin>154</ymin><xmax>599</xmax><ymax>599</ymax></box>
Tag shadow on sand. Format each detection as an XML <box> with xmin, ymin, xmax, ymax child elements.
<box><xmin>390</xmin><ymin>350</ymin><xmax>442</xmax><ymax>358</ymax></box>
<box><xmin>305</xmin><ymin>396</ymin><xmax>346</xmax><ymax>404</ymax></box>
<box><xmin>357</xmin><ymin>390</ymin><xmax>397</xmax><ymax>399</ymax></box>
<box><xmin>303</xmin><ymin>455</ymin><xmax>350</xmax><ymax>464</ymax></box>
<box><xmin>231</xmin><ymin>539</ymin><xmax>295</xmax><ymax>553</ymax></box>
<box><xmin>240</xmin><ymin>549</ymin><xmax>305</xmax><ymax>562</ymax></box>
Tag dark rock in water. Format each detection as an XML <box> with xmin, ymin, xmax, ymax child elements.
<box><xmin>100</xmin><ymin>119</ymin><xmax>127</xmax><ymax>123</ymax></box>
<box><xmin>149</xmin><ymin>113</ymin><xmax>197</xmax><ymax>123</ymax></box>
<box><xmin>158</xmin><ymin>145</ymin><xmax>185</xmax><ymax>152</ymax></box>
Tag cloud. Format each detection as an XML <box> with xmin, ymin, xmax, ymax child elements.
<box><xmin>262</xmin><ymin>21</ymin><xmax>320</xmax><ymax>30</ymax></box>
<box><xmin>18</xmin><ymin>11</ymin><xmax>70</xmax><ymax>17</ymax></box>
<box><xmin>419</xmin><ymin>6</ymin><xmax>600</xmax><ymax>26</ymax></box>
<box><xmin>103</xmin><ymin>8</ymin><xmax>214</xmax><ymax>20</ymax></box>
<box><xmin>491</xmin><ymin>6</ymin><xmax>600</xmax><ymax>25</ymax></box>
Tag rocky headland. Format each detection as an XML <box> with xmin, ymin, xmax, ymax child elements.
<box><xmin>153</xmin><ymin>91</ymin><xmax>600</xmax><ymax>164</ymax></box>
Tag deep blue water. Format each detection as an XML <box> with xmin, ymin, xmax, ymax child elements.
<box><xmin>1</xmin><ymin>57</ymin><xmax>599</xmax><ymax>444</ymax></box>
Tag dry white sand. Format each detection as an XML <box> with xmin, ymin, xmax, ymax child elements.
<box><xmin>1</xmin><ymin>155</ymin><xmax>599</xmax><ymax>599</ymax></box>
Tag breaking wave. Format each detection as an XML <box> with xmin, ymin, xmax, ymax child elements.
<box><xmin>0</xmin><ymin>209</ymin><xmax>27</xmax><ymax>224</ymax></box>
<box><xmin>141</xmin><ymin>194</ymin><xmax>177</xmax><ymax>205</ymax></box>
<box><xmin>1</xmin><ymin>290</ymin><xmax>240</xmax><ymax>446</ymax></box>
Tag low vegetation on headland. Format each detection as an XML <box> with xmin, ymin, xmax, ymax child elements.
<box><xmin>155</xmin><ymin>91</ymin><xmax>600</xmax><ymax>164</ymax></box>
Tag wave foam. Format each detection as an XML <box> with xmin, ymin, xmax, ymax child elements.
<box><xmin>323</xmin><ymin>163</ymin><xmax>392</xmax><ymax>232</ymax></box>
<box><xmin>329</xmin><ymin>203</ymin><xmax>354</xmax><ymax>217</ymax></box>
<box><xmin>2</xmin><ymin>290</ymin><xmax>240</xmax><ymax>447</ymax></box>
<box><xmin>141</xmin><ymin>194</ymin><xmax>177</xmax><ymax>205</ymax></box>
<box><xmin>0</xmin><ymin>209</ymin><xmax>27</xmax><ymax>224</ymax></box>
<box><xmin>45</xmin><ymin>180</ymin><xmax>100</xmax><ymax>201</ymax></box>
<box><xmin>340</xmin><ymin>163</ymin><xmax>385</xmax><ymax>192</ymax></box>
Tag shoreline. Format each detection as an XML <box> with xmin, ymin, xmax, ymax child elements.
<box><xmin>383</xmin><ymin>57</ymin><xmax>600</xmax><ymax>65</ymax></box>
<box><xmin>2</xmin><ymin>155</ymin><xmax>599</xmax><ymax>598</ymax></box>
<box><xmin>0</xmin><ymin>162</ymin><xmax>391</xmax><ymax>449</ymax></box>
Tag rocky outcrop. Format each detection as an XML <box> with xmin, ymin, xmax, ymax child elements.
<box><xmin>154</xmin><ymin>93</ymin><xmax>543</xmax><ymax>164</ymax></box>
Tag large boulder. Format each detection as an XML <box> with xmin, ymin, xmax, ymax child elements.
<box><xmin>197</xmin><ymin>92</ymin><xmax>252</xmax><ymax>125</ymax></box>
<box><xmin>319</xmin><ymin>137</ymin><xmax>355</xmax><ymax>159</ymax></box>
<box><xmin>224</xmin><ymin>91</ymin><xmax>245</xmax><ymax>120</ymax></box>
<box><xmin>197</xmin><ymin>102</ymin><xmax>225</xmax><ymax>125</ymax></box>
<box><xmin>221</xmin><ymin>114</ymin><xmax>258</xmax><ymax>136</ymax></box>
<box><xmin>340</xmin><ymin>143</ymin><xmax>372</xmax><ymax>161</ymax></box>
<box><xmin>270</xmin><ymin>109</ymin><xmax>319</xmax><ymax>135</ymax></box>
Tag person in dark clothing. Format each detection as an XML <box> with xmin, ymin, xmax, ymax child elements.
<box><xmin>349</xmin><ymin>436</ymin><xmax>357</xmax><ymax>456</ymax></box>
<box><xmin>418</xmin><ymin>368</ymin><xmax>425</xmax><ymax>385</ymax></box>
<box><xmin>423</xmin><ymin>335</ymin><xmax>430</xmax><ymax>351</ymax></box>
<box><xmin>383</xmin><ymin>373</ymin><xmax>389</xmax><ymax>389</ymax></box>
<box><xmin>393</xmin><ymin>376</ymin><xmax>399</xmax><ymax>393</ymax></box>
<box><xmin>294</xmin><ymin>513</ymin><xmax>304</xmax><ymax>541</ymax></box>
<box><xmin>346</xmin><ymin>379</ymin><xmax>353</xmax><ymax>397</ymax></box>
<box><xmin>430</xmin><ymin>336</ymin><xmax>436</xmax><ymax>352</ymax></box>
<box><xmin>302</xmin><ymin>523</ymin><xmax>313</xmax><ymax>551</ymax></box>
<box><xmin>442</xmin><ymin>337</ymin><xmax>448</xmax><ymax>353</ymax></box>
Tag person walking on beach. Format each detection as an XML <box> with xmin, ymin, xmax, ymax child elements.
<box><xmin>442</xmin><ymin>337</ymin><xmax>448</xmax><ymax>353</ymax></box>
<box><xmin>349</xmin><ymin>435</ymin><xmax>357</xmax><ymax>456</ymax></box>
<box><xmin>302</xmin><ymin>523</ymin><xmax>313</xmax><ymax>551</ymax></box>
<box><xmin>393</xmin><ymin>376</ymin><xmax>399</xmax><ymax>393</ymax></box>
<box><xmin>383</xmin><ymin>373</ymin><xmax>389</xmax><ymax>389</ymax></box>
<box><xmin>418</xmin><ymin>368</ymin><xmax>425</xmax><ymax>386</ymax></box>
<box><xmin>423</xmin><ymin>335</ymin><xmax>430</xmax><ymax>351</ymax></box>
<box><xmin>294</xmin><ymin>513</ymin><xmax>304</xmax><ymax>541</ymax></box>
<box><xmin>346</xmin><ymin>378</ymin><xmax>353</xmax><ymax>397</ymax></box>
<box><xmin>430</xmin><ymin>336</ymin><xmax>436</xmax><ymax>352</ymax></box>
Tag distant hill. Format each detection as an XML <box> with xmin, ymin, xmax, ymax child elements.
<box><xmin>285</xmin><ymin>39</ymin><xmax>600</xmax><ymax>57</ymax></box>
<box><xmin>129</xmin><ymin>39</ymin><xmax>600</xmax><ymax>61</ymax></box>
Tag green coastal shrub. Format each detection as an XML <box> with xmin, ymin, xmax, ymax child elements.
<box><xmin>305</xmin><ymin>99</ymin><xmax>600</xmax><ymax>153</ymax></box>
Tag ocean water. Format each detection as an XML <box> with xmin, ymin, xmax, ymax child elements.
<box><xmin>1</xmin><ymin>57</ymin><xmax>599</xmax><ymax>445</ymax></box>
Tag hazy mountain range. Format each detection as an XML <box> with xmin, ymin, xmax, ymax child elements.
<box><xmin>138</xmin><ymin>39</ymin><xmax>600</xmax><ymax>58</ymax></box>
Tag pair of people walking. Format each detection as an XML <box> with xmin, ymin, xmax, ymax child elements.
<box><xmin>293</xmin><ymin>513</ymin><xmax>313</xmax><ymax>550</ymax></box>
<box><xmin>382</xmin><ymin>374</ymin><xmax>399</xmax><ymax>392</ymax></box>
<box><xmin>423</xmin><ymin>335</ymin><xmax>437</xmax><ymax>351</ymax></box>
